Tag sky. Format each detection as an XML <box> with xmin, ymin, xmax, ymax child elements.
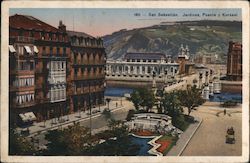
<box><xmin>10</xmin><ymin>8</ymin><xmax>241</xmax><ymax>37</ymax></box>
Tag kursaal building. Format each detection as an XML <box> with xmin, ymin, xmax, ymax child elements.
<box><xmin>9</xmin><ymin>14</ymin><xmax>106</xmax><ymax>126</ymax></box>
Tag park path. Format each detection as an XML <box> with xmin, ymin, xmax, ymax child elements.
<box><xmin>166</xmin><ymin>116</ymin><xmax>202</xmax><ymax>156</ymax></box>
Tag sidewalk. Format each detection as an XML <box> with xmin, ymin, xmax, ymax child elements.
<box><xmin>166</xmin><ymin>116</ymin><xmax>202</xmax><ymax>156</ymax></box>
<box><xmin>17</xmin><ymin>100</ymin><xmax>125</xmax><ymax>137</ymax></box>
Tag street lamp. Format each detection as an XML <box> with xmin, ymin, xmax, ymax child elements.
<box><xmin>106</xmin><ymin>98</ymin><xmax>111</xmax><ymax>110</ymax></box>
<box><xmin>88</xmin><ymin>82</ymin><xmax>92</xmax><ymax>136</ymax></box>
<box><xmin>78</xmin><ymin>102</ymin><xmax>81</xmax><ymax>118</ymax></box>
<box><xmin>120</xmin><ymin>96</ymin><xmax>123</xmax><ymax>106</ymax></box>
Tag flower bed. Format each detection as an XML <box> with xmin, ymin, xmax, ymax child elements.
<box><xmin>134</xmin><ymin>130</ymin><xmax>154</xmax><ymax>136</ymax></box>
<box><xmin>155</xmin><ymin>140</ymin><xmax>171</xmax><ymax>153</ymax></box>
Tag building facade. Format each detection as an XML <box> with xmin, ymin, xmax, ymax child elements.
<box><xmin>9</xmin><ymin>14</ymin><xmax>106</xmax><ymax>125</ymax></box>
<box><xmin>106</xmin><ymin>52</ymin><xmax>179</xmax><ymax>85</ymax></box>
<box><xmin>226</xmin><ymin>41</ymin><xmax>242</xmax><ymax>81</ymax></box>
<box><xmin>67</xmin><ymin>30</ymin><xmax>106</xmax><ymax>113</ymax></box>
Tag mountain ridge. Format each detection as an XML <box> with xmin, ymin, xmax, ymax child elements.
<box><xmin>102</xmin><ymin>20</ymin><xmax>242</xmax><ymax>62</ymax></box>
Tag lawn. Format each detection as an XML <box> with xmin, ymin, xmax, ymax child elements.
<box><xmin>156</xmin><ymin>134</ymin><xmax>178</xmax><ymax>155</ymax></box>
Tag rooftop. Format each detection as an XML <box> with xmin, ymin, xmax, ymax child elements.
<box><xmin>124</xmin><ymin>52</ymin><xmax>167</xmax><ymax>60</ymax></box>
<box><xmin>9</xmin><ymin>14</ymin><xmax>61</xmax><ymax>32</ymax></box>
<box><xmin>67</xmin><ymin>30</ymin><xmax>94</xmax><ymax>39</ymax></box>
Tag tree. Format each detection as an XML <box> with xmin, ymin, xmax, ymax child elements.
<box><xmin>127</xmin><ymin>90</ymin><xmax>141</xmax><ymax>111</ymax></box>
<box><xmin>9</xmin><ymin>128</ymin><xmax>36</xmax><ymax>155</ymax></box>
<box><xmin>177</xmin><ymin>85</ymin><xmax>205</xmax><ymax>115</ymax></box>
<box><xmin>128</xmin><ymin>88</ymin><xmax>155</xmax><ymax>112</ymax></box>
<box><xmin>161</xmin><ymin>91</ymin><xmax>183</xmax><ymax>118</ymax></box>
<box><xmin>44</xmin><ymin>123</ymin><xmax>92</xmax><ymax>155</ymax></box>
<box><xmin>139</xmin><ymin>88</ymin><xmax>155</xmax><ymax>112</ymax></box>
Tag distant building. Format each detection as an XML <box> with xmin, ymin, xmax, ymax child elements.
<box><xmin>106</xmin><ymin>52</ymin><xmax>179</xmax><ymax>87</ymax></box>
<box><xmin>177</xmin><ymin>44</ymin><xmax>195</xmax><ymax>75</ymax></box>
<box><xmin>226</xmin><ymin>41</ymin><xmax>242</xmax><ymax>81</ymax></box>
<box><xmin>194</xmin><ymin>54</ymin><xmax>217</xmax><ymax>65</ymax></box>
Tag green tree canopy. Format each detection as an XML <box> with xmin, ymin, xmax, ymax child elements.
<box><xmin>177</xmin><ymin>85</ymin><xmax>205</xmax><ymax>115</ymax></box>
<box><xmin>161</xmin><ymin>91</ymin><xmax>183</xmax><ymax>118</ymax></box>
<box><xmin>44</xmin><ymin>123</ymin><xmax>91</xmax><ymax>155</ymax></box>
<box><xmin>128</xmin><ymin>88</ymin><xmax>155</xmax><ymax>112</ymax></box>
<box><xmin>9</xmin><ymin>128</ymin><xmax>36</xmax><ymax>155</ymax></box>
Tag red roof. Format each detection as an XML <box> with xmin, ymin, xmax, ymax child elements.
<box><xmin>9</xmin><ymin>14</ymin><xmax>59</xmax><ymax>32</ymax></box>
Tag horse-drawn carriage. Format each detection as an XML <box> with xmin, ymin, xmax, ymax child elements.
<box><xmin>226</xmin><ymin>127</ymin><xmax>235</xmax><ymax>144</ymax></box>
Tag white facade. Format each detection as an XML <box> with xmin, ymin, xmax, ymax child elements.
<box><xmin>47</xmin><ymin>61</ymin><xmax>66</xmax><ymax>103</ymax></box>
<box><xmin>15</xmin><ymin>91</ymin><xmax>35</xmax><ymax>105</ymax></box>
<box><xmin>106</xmin><ymin>60</ymin><xmax>179</xmax><ymax>82</ymax></box>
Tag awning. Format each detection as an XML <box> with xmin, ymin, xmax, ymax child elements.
<box><xmin>9</xmin><ymin>45</ymin><xmax>16</xmax><ymax>53</ymax></box>
<box><xmin>25</xmin><ymin>112</ymin><xmax>36</xmax><ymax>121</ymax></box>
<box><xmin>24</xmin><ymin>46</ymin><xmax>32</xmax><ymax>54</ymax></box>
<box><xmin>19</xmin><ymin>112</ymin><xmax>36</xmax><ymax>122</ymax></box>
<box><xmin>33</xmin><ymin>46</ymin><xmax>39</xmax><ymax>53</ymax></box>
<box><xmin>19</xmin><ymin>113</ymin><xmax>29</xmax><ymax>123</ymax></box>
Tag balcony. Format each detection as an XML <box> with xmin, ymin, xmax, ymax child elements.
<box><xmin>73</xmin><ymin>74</ymin><xmax>105</xmax><ymax>81</ymax></box>
<box><xmin>10</xmin><ymin>70</ymin><xmax>35</xmax><ymax>75</ymax></box>
<box><xmin>13</xmin><ymin>101</ymin><xmax>36</xmax><ymax>108</ymax></box>
<box><xmin>73</xmin><ymin>86</ymin><xmax>104</xmax><ymax>95</ymax></box>
<box><xmin>9</xmin><ymin>85</ymin><xmax>35</xmax><ymax>92</ymax></box>
<box><xmin>10</xmin><ymin>36</ymin><xmax>35</xmax><ymax>43</ymax></box>
<box><xmin>71</xmin><ymin>42</ymin><xmax>103</xmax><ymax>48</ymax></box>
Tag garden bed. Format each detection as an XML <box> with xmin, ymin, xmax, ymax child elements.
<box><xmin>134</xmin><ymin>130</ymin><xmax>155</xmax><ymax>136</ymax></box>
<box><xmin>155</xmin><ymin>135</ymin><xmax>178</xmax><ymax>155</ymax></box>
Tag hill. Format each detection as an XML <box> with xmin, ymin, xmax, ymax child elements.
<box><xmin>103</xmin><ymin>20</ymin><xmax>242</xmax><ymax>62</ymax></box>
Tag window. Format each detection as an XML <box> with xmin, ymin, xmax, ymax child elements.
<box><xmin>50</xmin><ymin>47</ymin><xmax>53</xmax><ymax>55</ymax></box>
<box><xmin>49</xmin><ymin>33</ymin><xmax>52</xmax><ymax>40</ymax></box>
<box><xmin>18</xmin><ymin>30</ymin><xmax>23</xmax><ymax>36</ymax></box>
<box><xmin>57</xmin><ymin>47</ymin><xmax>60</xmax><ymax>55</ymax></box>
<box><xmin>42</xmin><ymin>46</ymin><xmax>46</xmax><ymax>55</ymax></box>
<box><xmin>63</xmin><ymin>47</ymin><xmax>66</xmax><ymax>56</ymax></box>
<box><xmin>74</xmin><ymin>68</ymin><xmax>78</xmax><ymax>77</ymax></box>
<box><xmin>18</xmin><ymin>46</ymin><xmax>24</xmax><ymax>55</ymax></box>
<box><xmin>30</xmin><ymin>31</ymin><xmax>34</xmax><ymax>37</ymax></box>
<box><xmin>30</xmin><ymin>62</ymin><xmax>34</xmax><ymax>70</ymax></box>
<box><xmin>62</xmin><ymin>62</ymin><xmax>64</xmax><ymax>69</ymax></box>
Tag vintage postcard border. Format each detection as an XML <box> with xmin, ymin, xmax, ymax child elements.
<box><xmin>1</xmin><ymin>1</ymin><xmax>249</xmax><ymax>163</ymax></box>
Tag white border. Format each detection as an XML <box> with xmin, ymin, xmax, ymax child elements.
<box><xmin>1</xmin><ymin>1</ymin><xmax>249</xmax><ymax>163</ymax></box>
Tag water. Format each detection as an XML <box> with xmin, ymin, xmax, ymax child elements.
<box><xmin>209</xmin><ymin>92</ymin><xmax>242</xmax><ymax>103</ymax></box>
<box><xmin>129</xmin><ymin>136</ymin><xmax>154</xmax><ymax>156</ymax></box>
<box><xmin>104</xmin><ymin>87</ymin><xmax>134</xmax><ymax>97</ymax></box>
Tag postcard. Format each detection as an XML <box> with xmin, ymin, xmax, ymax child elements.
<box><xmin>1</xmin><ymin>1</ymin><xmax>249</xmax><ymax>163</ymax></box>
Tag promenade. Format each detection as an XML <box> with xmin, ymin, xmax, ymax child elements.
<box><xmin>17</xmin><ymin>99</ymin><xmax>126</xmax><ymax>137</ymax></box>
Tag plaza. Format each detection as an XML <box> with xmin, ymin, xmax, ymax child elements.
<box><xmin>182</xmin><ymin>102</ymin><xmax>242</xmax><ymax>156</ymax></box>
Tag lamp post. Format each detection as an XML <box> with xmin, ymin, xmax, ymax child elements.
<box><xmin>106</xmin><ymin>98</ymin><xmax>111</xmax><ymax>111</ymax></box>
<box><xmin>120</xmin><ymin>96</ymin><xmax>123</xmax><ymax>106</ymax></box>
<box><xmin>78</xmin><ymin>102</ymin><xmax>81</xmax><ymax>118</ymax></box>
<box><xmin>88</xmin><ymin>82</ymin><xmax>92</xmax><ymax>136</ymax></box>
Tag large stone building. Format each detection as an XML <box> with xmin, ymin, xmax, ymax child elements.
<box><xmin>226</xmin><ymin>41</ymin><xmax>242</xmax><ymax>81</ymax></box>
<box><xmin>9</xmin><ymin>14</ymin><xmax>105</xmax><ymax>126</ymax></box>
<box><xmin>106</xmin><ymin>52</ymin><xmax>179</xmax><ymax>87</ymax></box>
<box><xmin>67</xmin><ymin>30</ymin><xmax>106</xmax><ymax>113</ymax></box>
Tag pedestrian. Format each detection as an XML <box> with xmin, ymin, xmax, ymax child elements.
<box><xmin>116</xmin><ymin>102</ymin><xmax>118</xmax><ymax>108</ymax></box>
<box><xmin>224</xmin><ymin>109</ymin><xmax>226</xmax><ymax>115</ymax></box>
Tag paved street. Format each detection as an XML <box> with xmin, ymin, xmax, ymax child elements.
<box><xmin>182</xmin><ymin>103</ymin><xmax>242</xmax><ymax>156</ymax></box>
<box><xmin>31</xmin><ymin>99</ymin><xmax>134</xmax><ymax>148</ymax></box>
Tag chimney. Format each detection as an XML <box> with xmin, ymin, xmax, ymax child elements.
<box><xmin>58</xmin><ymin>20</ymin><xmax>66</xmax><ymax>31</ymax></box>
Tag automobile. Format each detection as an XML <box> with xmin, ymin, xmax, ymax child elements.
<box><xmin>226</xmin><ymin>127</ymin><xmax>235</xmax><ymax>144</ymax></box>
